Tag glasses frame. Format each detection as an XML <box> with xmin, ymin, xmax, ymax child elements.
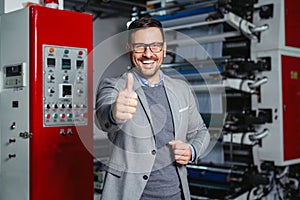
<box><xmin>131</xmin><ymin>42</ymin><xmax>164</xmax><ymax>53</ymax></box>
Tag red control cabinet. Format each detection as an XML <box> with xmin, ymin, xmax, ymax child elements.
<box><xmin>29</xmin><ymin>6</ymin><xmax>93</xmax><ymax>200</ymax></box>
<box><xmin>0</xmin><ymin>6</ymin><xmax>93</xmax><ymax>200</ymax></box>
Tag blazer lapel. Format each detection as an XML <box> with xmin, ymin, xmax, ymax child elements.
<box><xmin>164</xmin><ymin>77</ymin><xmax>180</xmax><ymax>139</ymax></box>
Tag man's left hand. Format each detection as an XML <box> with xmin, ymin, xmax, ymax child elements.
<box><xmin>168</xmin><ymin>140</ymin><xmax>192</xmax><ymax>165</ymax></box>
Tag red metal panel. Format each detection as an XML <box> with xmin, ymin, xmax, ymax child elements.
<box><xmin>29</xmin><ymin>6</ymin><xmax>93</xmax><ymax>200</ymax></box>
<box><xmin>282</xmin><ymin>55</ymin><xmax>300</xmax><ymax>161</ymax></box>
<box><xmin>284</xmin><ymin>0</ymin><xmax>300</xmax><ymax>48</ymax></box>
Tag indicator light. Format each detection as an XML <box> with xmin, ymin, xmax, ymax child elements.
<box><xmin>64</xmin><ymin>49</ymin><xmax>69</xmax><ymax>54</ymax></box>
<box><xmin>49</xmin><ymin>48</ymin><xmax>55</xmax><ymax>53</ymax></box>
<box><xmin>78</xmin><ymin>51</ymin><xmax>83</xmax><ymax>55</ymax></box>
<box><xmin>44</xmin><ymin>0</ymin><xmax>59</xmax><ymax>9</ymax></box>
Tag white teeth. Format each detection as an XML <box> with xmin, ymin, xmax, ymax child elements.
<box><xmin>142</xmin><ymin>60</ymin><xmax>154</xmax><ymax>64</ymax></box>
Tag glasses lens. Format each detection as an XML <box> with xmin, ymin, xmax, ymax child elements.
<box><xmin>133</xmin><ymin>44</ymin><xmax>146</xmax><ymax>53</ymax></box>
<box><xmin>150</xmin><ymin>43</ymin><xmax>163</xmax><ymax>53</ymax></box>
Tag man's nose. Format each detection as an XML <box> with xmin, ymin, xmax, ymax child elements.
<box><xmin>143</xmin><ymin>46</ymin><xmax>152</xmax><ymax>57</ymax></box>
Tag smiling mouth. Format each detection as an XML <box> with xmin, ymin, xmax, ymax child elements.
<box><xmin>141</xmin><ymin>60</ymin><xmax>155</xmax><ymax>65</ymax></box>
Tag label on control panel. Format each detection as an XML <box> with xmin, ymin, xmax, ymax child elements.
<box><xmin>43</xmin><ymin>45</ymin><xmax>88</xmax><ymax>126</ymax></box>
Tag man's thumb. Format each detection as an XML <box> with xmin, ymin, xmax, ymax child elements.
<box><xmin>168</xmin><ymin>140</ymin><xmax>176</xmax><ymax>147</ymax></box>
<box><xmin>125</xmin><ymin>73</ymin><xmax>134</xmax><ymax>91</ymax></box>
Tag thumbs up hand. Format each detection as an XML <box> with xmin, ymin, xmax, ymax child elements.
<box><xmin>112</xmin><ymin>73</ymin><xmax>138</xmax><ymax>122</ymax></box>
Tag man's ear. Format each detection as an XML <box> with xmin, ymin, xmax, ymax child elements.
<box><xmin>163</xmin><ymin>42</ymin><xmax>167</xmax><ymax>57</ymax></box>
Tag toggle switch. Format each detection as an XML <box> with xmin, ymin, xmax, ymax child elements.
<box><xmin>63</xmin><ymin>75</ymin><xmax>69</xmax><ymax>81</ymax></box>
<box><xmin>60</xmin><ymin>129</ymin><xmax>66</xmax><ymax>136</ymax></box>
<box><xmin>77</xmin><ymin>76</ymin><xmax>84</xmax><ymax>82</ymax></box>
<box><xmin>77</xmin><ymin>89</ymin><xmax>83</xmax><ymax>94</ymax></box>
<box><xmin>48</xmin><ymin>75</ymin><xmax>55</xmax><ymax>81</ymax></box>
<box><xmin>48</xmin><ymin>88</ymin><xmax>55</xmax><ymax>94</ymax></box>
<box><xmin>67</xmin><ymin>128</ymin><xmax>73</xmax><ymax>135</ymax></box>
<box><xmin>10</xmin><ymin>122</ymin><xmax>16</xmax><ymax>130</ymax></box>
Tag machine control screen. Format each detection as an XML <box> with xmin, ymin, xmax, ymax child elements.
<box><xmin>60</xmin><ymin>84</ymin><xmax>72</xmax><ymax>98</ymax></box>
<box><xmin>47</xmin><ymin>58</ymin><xmax>56</xmax><ymax>67</ymax></box>
<box><xmin>6</xmin><ymin>65</ymin><xmax>22</xmax><ymax>77</ymax></box>
<box><xmin>43</xmin><ymin>45</ymin><xmax>88</xmax><ymax>126</ymax></box>
<box><xmin>3</xmin><ymin>63</ymin><xmax>26</xmax><ymax>88</ymax></box>
<box><xmin>62</xmin><ymin>59</ymin><xmax>71</xmax><ymax>70</ymax></box>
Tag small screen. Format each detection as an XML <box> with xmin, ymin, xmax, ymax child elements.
<box><xmin>62</xmin><ymin>59</ymin><xmax>71</xmax><ymax>70</ymax></box>
<box><xmin>5</xmin><ymin>65</ymin><xmax>22</xmax><ymax>77</ymax></box>
<box><xmin>47</xmin><ymin>58</ymin><xmax>56</xmax><ymax>67</ymax></box>
<box><xmin>62</xmin><ymin>85</ymin><xmax>72</xmax><ymax>97</ymax></box>
<box><xmin>76</xmin><ymin>60</ymin><xmax>84</xmax><ymax>69</ymax></box>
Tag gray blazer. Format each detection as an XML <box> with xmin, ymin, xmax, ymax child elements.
<box><xmin>95</xmin><ymin>70</ymin><xmax>210</xmax><ymax>200</ymax></box>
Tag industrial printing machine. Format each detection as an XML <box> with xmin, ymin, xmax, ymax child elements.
<box><xmin>135</xmin><ymin>0</ymin><xmax>300</xmax><ymax>199</ymax></box>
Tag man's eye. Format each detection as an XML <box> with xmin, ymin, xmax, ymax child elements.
<box><xmin>152</xmin><ymin>44</ymin><xmax>161</xmax><ymax>47</ymax></box>
<box><xmin>134</xmin><ymin>44</ymin><xmax>144</xmax><ymax>48</ymax></box>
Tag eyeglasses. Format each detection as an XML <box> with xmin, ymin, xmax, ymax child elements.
<box><xmin>131</xmin><ymin>42</ymin><xmax>164</xmax><ymax>53</ymax></box>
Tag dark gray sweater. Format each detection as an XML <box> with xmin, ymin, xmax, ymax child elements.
<box><xmin>140</xmin><ymin>85</ymin><xmax>182</xmax><ymax>200</ymax></box>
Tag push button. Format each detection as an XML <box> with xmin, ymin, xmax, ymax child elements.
<box><xmin>143</xmin><ymin>175</ymin><xmax>148</xmax><ymax>180</ymax></box>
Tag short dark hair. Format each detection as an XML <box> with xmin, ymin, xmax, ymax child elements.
<box><xmin>127</xmin><ymin>18</ymin><xmax>164</xmax><ymax>43</ymax></box>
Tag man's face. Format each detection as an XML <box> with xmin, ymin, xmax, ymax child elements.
<box><xmin>128</xmin><ymin>27</ymin><xmax>166</xmax><ymax>82</ymax></box>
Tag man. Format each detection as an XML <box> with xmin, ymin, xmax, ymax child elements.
<box><xmin>95</xmin><ymin>17</ymin><xmax>210</xmax><ymax>200</ymax></box>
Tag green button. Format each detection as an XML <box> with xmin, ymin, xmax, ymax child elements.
<box><xmin>53</xmin><ymin>113</ymin><xmax>58</xmax><ymax>119</ymax></box>
<box><xmin>67</xmin><ymin>113</ymin><xmax>73</xmax><ymax>118</ymax></box>
<box><xmin>64</xmin><ymin>49</ymin><xmax>69</xmax><ymax>54</ymax></box>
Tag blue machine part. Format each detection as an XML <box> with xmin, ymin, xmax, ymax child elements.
<box><xmin>188</xmin><ymin>168</ymin><xmax>228</xmax><ymax>183</ymax></box>
<box><xmin>154</xmin><ymin>6</ymin><xmax>216</xmax><ymax>21</ymax></box>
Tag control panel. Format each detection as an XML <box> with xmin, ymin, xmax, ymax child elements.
<box><xmin>2</xmin><ymin>63</ymin><xmax>26</xmax><ymax>88</ymax></box>
<box><xmin>43</xmin><ymin>45</ymin><xmax>88</xmax><ymax>126</ymax></box>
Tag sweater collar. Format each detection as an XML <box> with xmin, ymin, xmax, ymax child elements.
<box><xmin>132</xmin><ymin>70</ymin><xmax>164</xmax><ymax>88</ymax></box>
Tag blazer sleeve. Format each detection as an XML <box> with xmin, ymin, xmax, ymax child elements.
<box><xmin>95</xmin><ymin>77</ymin><xmax>124</xmax><ymax>134</ymax></box>
<box><xmin>185</xmin><ymin>83</ymin><xmax>210</xmax><ymax>164</ymax></box>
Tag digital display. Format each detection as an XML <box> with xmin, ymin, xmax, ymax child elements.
<box><xmin>76</xmin><ymin>60</ymin><xmax>84</xmax><ymax>69</ymax></box>
<box><xmin>47</xmin><ymin>58</ymin><xmax>56</xmax><ymax>67</ymax></box>
<box><xmin>5</xmin><ymin>65</ymin><xmax>22</xmax><ymax>77</ymax></box>
<box><xmin>62</xmin><ymin>59</ymin><xmax>71</xmax><ymax>70</ymax></box>
<box><xmin>62</xmin><ymin>85</ymin><xmax>72</xmax><ymax>97</ymax></box>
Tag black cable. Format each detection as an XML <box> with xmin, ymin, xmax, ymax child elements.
<box><xmin>247</xmin><ymin>187</ymin><xmax>255</xmax><ymax>200</ymax></box>
<box><xmin>275</xmin><ymin>180</ymin><xmax>284</xmax><ymax>200</ymax></box>
<box><xmin>256</xmin><ymin>176</ymin><xmax>275</xmax><ymax>200</ymax></box>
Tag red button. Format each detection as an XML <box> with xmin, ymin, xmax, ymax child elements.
<box><xmin>61</xmin><ymin>113</ymin><xmax>66</xmax><ymax>119</ymax></box>
<box><xmin>78</xmin><ymin>51</ymin><xmax>83</xmax><ymax>55</ymax></box>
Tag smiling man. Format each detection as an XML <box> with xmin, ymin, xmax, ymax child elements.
<box><xmin>95</xmin><ymin>18</ymin><xmax>210</xmax><ymax>200</ymax></box>
<box><xmin>127</xmin><ymin>26</ymin><xmax>165</xmax><ymax>86</ymax></box>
